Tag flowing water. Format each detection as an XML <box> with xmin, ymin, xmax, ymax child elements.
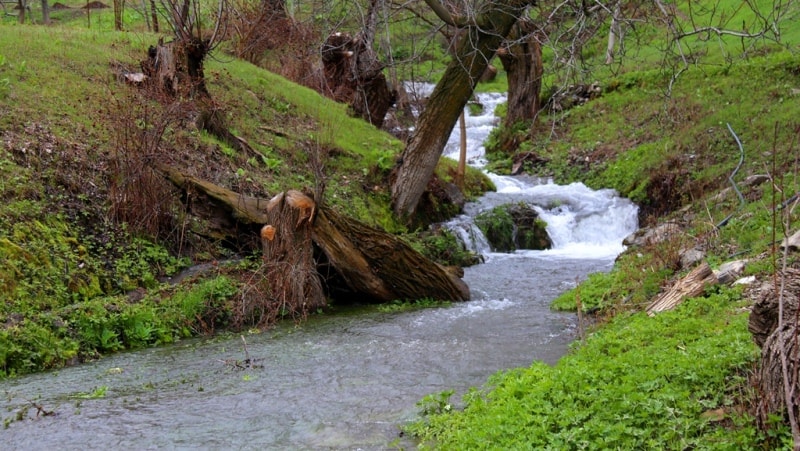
<box><xmin>0</xmin><ymin>90</ymin><xmax>638</xmax><ymax>449</ymax></box>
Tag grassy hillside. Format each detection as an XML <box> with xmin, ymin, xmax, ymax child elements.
<box><xmin>0</xmin><ymin>22</ymin><xmax>492</xmax><ymax>377</ymax></box>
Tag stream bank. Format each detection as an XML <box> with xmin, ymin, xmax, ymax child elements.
<box><xmin>1</xmin><ymin>89</ymin><xmax>639</xmax><ymax>449</ymax></box>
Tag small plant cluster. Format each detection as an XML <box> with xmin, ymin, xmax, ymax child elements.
<box><xmin>377</xmin><ymin>298</ymin><xmax>451</xmax><ymax>314</ymax></box>
<box><xmin>0</xmin><ymin>275</ymin><xmax>238</xmax><ymax>378</ymax></box>
<box><xmin>407</xmin><ymin>291</ymin><xmax>775</xmax><ymax>449</ymax></box>
<box><xmin>411</xmin><ymin>228</ymin><xmax>482</xmax><ymax>268</ymax></box>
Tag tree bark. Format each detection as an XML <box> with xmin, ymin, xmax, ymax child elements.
<box><xmin>498</xmin><ymin>19</ymin><xmax>543</xmax><ymax>133</ymax></box>
<box><xmin>156</xmin><ymin>165</ymin><xmax>470</xmax><ymax>304</ymax></box>
<box><xmin>750</xmin><ymin>268</ymin><xmax>800</xmax><ymax>433</ymax></box>
<box><xmin>17</xmin><ymin>0</ymin><xmax>25</xmax><ymax>23</ymax></box>
<box><xmin>149</xmin><ymin>0</ymin><xmax>159</xmax><ymax>32</ymax></box>
<box><xmin>455</xmin><ymin>111</ymin><xmax>466</xmax><ymax>189</ymax></box>
<box><xmin>391</xmin><ymin>0</ymin><xmax>534</xmax><ymax>220</ymax></box>
<box><xmin>113</xmin><ymin>0</ymin><xmax>123</xmax><ymax>30</ymax></box>
<box><xmin>141</xmin><ymin>38</ymin><xmax>209</xmax><ymax>99</ymax></box>
<box><xmin>41</xmin><ymin>0</ymin><xmax>49</xmax><ymax>24</ymax></box>
<box><xmin>606</xmin><ymin>2</ymin><xmax>621</xmax><ymax>64</ymax></box>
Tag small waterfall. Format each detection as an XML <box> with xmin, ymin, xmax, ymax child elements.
<box><xmin>426</xmin><ymin>86</ymin><xmax>639</xmax><ymax>260</ymax></box>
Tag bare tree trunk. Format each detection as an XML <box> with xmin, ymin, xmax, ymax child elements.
<box><xmin>142</xmin><ymin>38</ymin><xmax>209</xmax><ymax>99</ymax></box>
<box><xmin>149</xmin><ymin>0</ymin><xmax>159</xmax><ymax>32</ymax></box>
<box><xmin>321</xmin><ymin>0</ymin><xmax>394</xmax><ymax>127</ymax></box>
<box><xmin>391</xmin><ymin>0</ymin><xmax>532</xmax><ymax>221</ymax></box>
<box><xmin>455</xmin><ymin>111</ymin><xmax>466</xmax><ymax>189</ymax></box>
<box><xmin>17</xmin><ymin>0</ymin><xmax>25</xmax><ymax>23</ymax></box>
<box><xmin>750</xmin><ymin>267</ymin><xmax>800</xmax><ymax>445</ymax></box>
<box><xmin>606</xmin><ymin>2</ymin><xmax>621</xmax><ymax>64</ymax></box>
<box><xmin>498</xmin><ymin>19</ymin><xmax>542</xmax><ymax>133</ymax></box>
<box><xmin>113</xmin><ymin>0</ymin><xmax>124</xmax><ymax>30</ymax></box>
<box><xmin>41</xmin><ymin>0</ymin><xmax>50</xmax><ymax>24</ymax></box>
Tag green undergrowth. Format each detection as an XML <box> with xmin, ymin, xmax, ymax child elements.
<box><xmin>550</xmin><ymin>251</ymin><xmax>672</xmax><ymax>314</ymax></box>
<box><xmin>377</xmin><ymin>298</ymin><xmax>452</xmax><ymax>314</ymax></box>
<box><xmin>0</xmin><ymin>272</ymin><xmax>240</xmax><ymax>378</ymax></box>
<box><xmin>407</xmin><ymin>289</ymin><xmax>776</xmax><ymax>449</ymax></box>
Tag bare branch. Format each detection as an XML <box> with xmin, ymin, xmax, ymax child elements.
<box><xmin>422</xmin><ymin>0</ymin><xmax>470</xmax><ymax>27</ymax></box>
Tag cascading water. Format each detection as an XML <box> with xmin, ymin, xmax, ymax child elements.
<box><xmin>0</xmin><ymin>88</ymin><xmax>638</xmax><ymax>450</ymax></box>
<box><xmin>426</xmin><ymin>84</ymin><xmax>638</xmax><ymax>261</ymax></box>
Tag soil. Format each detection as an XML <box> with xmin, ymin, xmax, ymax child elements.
<box><xmin>81</xmin><ymin>1</ymin><xmax>109</xmax><ymax>9</ymax></box>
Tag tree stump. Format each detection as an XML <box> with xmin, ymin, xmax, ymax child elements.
<box><xmin>260</xmin><ymin>191</ymin><xmax>325</xmax><ymax>312</ymax></box>
<box><xmin>141</xmin><ymin>38</ymin><xmax>209</xmax><ymax>99</ymax></box>
<box><xmin>749</xmin><ymin>268</ymin><xmax>800</xmax><ymax>430</ymax></box>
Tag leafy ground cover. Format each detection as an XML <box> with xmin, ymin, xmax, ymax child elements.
<box><xmin>408</xmin><ymin>290</ymin><xmax>773</xmax><ymax>449</ymax></box>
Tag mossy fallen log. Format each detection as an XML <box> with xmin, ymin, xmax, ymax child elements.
<box><xmin>156</xmin><ymin>164</ymin><xmax>470</xmax><ymax>305</ymax></box>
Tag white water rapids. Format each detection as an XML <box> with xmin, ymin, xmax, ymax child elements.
<box><xmin>0</xmin><ymin>88</ymin><xmax>639</xmax><ymax>450</ymax></box>
<box><xmin>421</xmin><ymin>84</ymin><xmax>639</xmax><ymax>261</ymax></box>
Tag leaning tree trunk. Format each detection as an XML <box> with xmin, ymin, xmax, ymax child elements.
<box><xmin>391</xmin><ymin>0</ymin><xmax>533</xmax><ymax>221</ymax></box>
<box><xmin>498</xmin><ymin>19</ymin><xmax>543</xmax><ymax>136</ymax></box>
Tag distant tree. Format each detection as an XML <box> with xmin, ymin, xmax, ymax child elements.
<box><xmin>17</xmin><ymin>0</ymin><xmax>26</xmax><ymax>23</ymax></box>
<box><xmin>113</xmin><ymin>0</ymin><xmax>124</xmax><ymax>30</ymax></box>
<box><xmin>41</xmin><ymin>0</ymin><xmax>50</xmax><ymax>24</ymax></box>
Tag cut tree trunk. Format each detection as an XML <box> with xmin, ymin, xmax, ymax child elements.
<box><xmin>321</xmin><ymin>31</ymin><xmax>394</xmax><ymax>128</ymax></box>
<box><xmin>141</xmin><ymin>38</ymin><xmax>209</xmax><ymax>99</ymax></box>
<box><xmin>156</xmin><ymin>165</ymin><xmax>470</xmax><ymax>304</ymax></box>
<box><xmin>646</xmin><ymin>261</ymin><xmax>717</xmax><ymax>315</ymax></box>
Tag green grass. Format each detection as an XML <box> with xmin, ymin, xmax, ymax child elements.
<box><xmin>408</xmin><ymin>290</ymin><xmax>776</xmax><ymax>449</ymax></box>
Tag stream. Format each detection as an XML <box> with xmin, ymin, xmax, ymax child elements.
<box><xmin>0</xmin><ymin>90</ymin><xmax>638</xmax><ymax>449</ymax></box>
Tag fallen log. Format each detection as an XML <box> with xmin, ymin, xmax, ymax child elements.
<box><xmin>646</xmin><ymin>261</ymin><xmax>718</xmax><ymax>316</ymax></box>
<box><xmin>156</xmin><ymin>165</ymin><xmax>470</xmax><ymax>305</ymax></box>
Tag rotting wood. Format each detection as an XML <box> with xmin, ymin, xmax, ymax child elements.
<box><xmin>156</xmin><ymin>164</ymin><xmax>470</xmax><ymax>304</ymax></box>
<box><xmin>646</xmin><ymin>261</ymin><xmax>718</xmax><ymax>316</ymax></box>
